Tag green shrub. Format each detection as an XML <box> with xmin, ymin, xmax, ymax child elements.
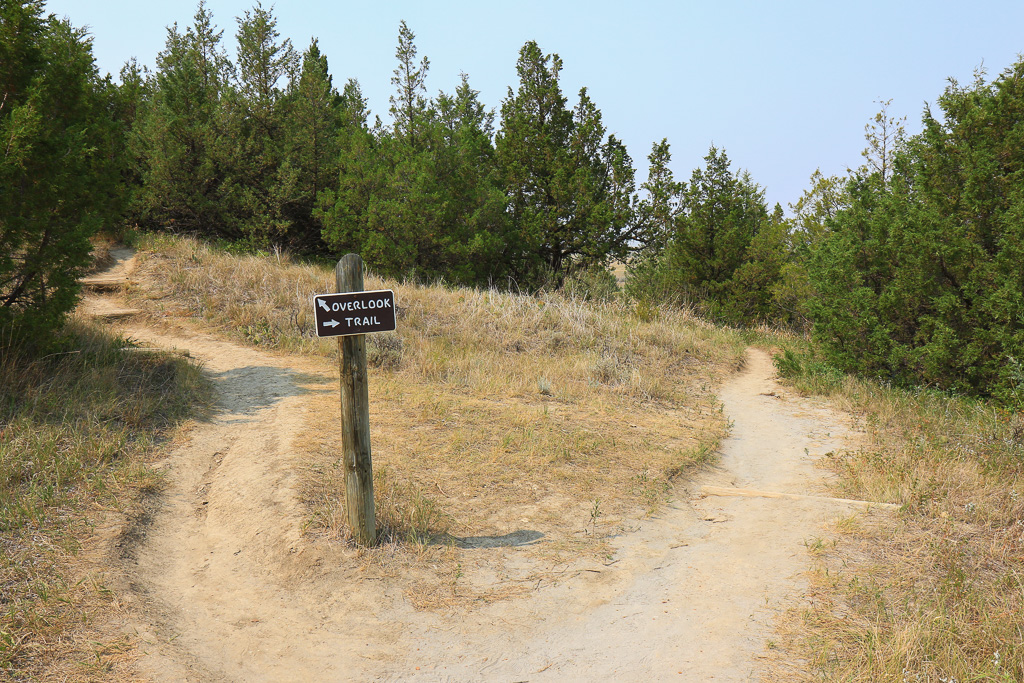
<box><xmin>809</xmin><ymin>59</ymin><xmax>1024</xmax><ymax>404</ymax></box>
<box><xmin>0</xmin><ymin>5</ymin><xmax>121</xmax><ymax>343</ymax></box>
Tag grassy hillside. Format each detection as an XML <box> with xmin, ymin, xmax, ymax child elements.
<box><xmin>125</xmin><ymin>236</ymin><xmax>748</xmax><ymax>575</ymax></box>
<box><xmin>7</xmin><ymin>234</ymin><xmax>1019</xmax><ymax>680</ymax></box>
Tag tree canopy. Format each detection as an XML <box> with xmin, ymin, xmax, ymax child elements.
<box><xmin>8</xmin><ymin>1</ymin><xmax>1024</xmax><ymax>404</ymax></box>
<box><xmin>809</xmin><ymin>62</ymin><xmax>1024</xmax><ymax>401</ymax></box>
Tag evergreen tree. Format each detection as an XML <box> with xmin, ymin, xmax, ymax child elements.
<box><xmin>497</xmin><ymin>41</ymin><xmax>638</xmax><ymax>287</ymax></box>
<box><xmin>321</xmin><ymin>25</ymin><xmax>508</xmax><ymax>286</ymax></box>
<box><xmin>625</xmin><ymin>139</ymin><xmax>683</xmax><ymax>300</ymax></box>
<box><xmin>320</xmin><ymin>22</ymin><xmax>433</xmax><ymax>276</ymax></box>
<box><xmin>1</xmin><ymin>3</ymin><xmax>121</xmax><ymax>339</ymax></box>
<box><xmin>767</xmin><ymin>168</ymin><xmax>848</xmax><ymax>328</ymax></box>
<box><xmin>860</xmin><ymin>98</ymin><xmax>906</xmax><ymax>184</ymax></box>
<box><xmin>629</xmin><ymin>146</ymin><xmax>781</xmax><ymax>323</ymax></box>
<box><xmin>234</xmin><ymin>2</ymin><xmax>297</xmax><ymax>131</ymax></box>
<box><xmin>669</xmin><ymin>146</ymin><xmax>768</xmax><ymax>298</ymax></box>
<box><xmin>789</xmin><ymin>169</ymin><xmax>847</xmax><ymax>255</ymax></box>
<box><xmin>316</xmin><ymin>78</ymin><xmax>385</xmax><ymax>263</ymax></box>
<box><xmin>637</xmin><ymin>138</ymin><xmax>683</xmax><ymax>253</ymax></box>
<box><xmin>115</xmin><ymin>58</ymin><xmax>154</xmax><ymax>221</ymax></box>
<box><xmin>727</xmin><ymin>202</ymin><xmax>790</xmax><ymax>322</ymax></box>
<box><xmin>222</xmin><ymin>1</ymin><xmax>299</xmax><ymax>242</ymax></box>
<box><xmin>810</xmin><ymin>60</ymin><xmax>1024</xmax><ymax>402</ymax></box>
<box><xmin>135</xmin><ymin>0</ymin><xmax>235</xmax><ymax>235</ymax></box>
<box><xmin>427</xmin><ymin>73</ymin><xmax>509</xmax><ymax>284</ymax></box>
<box><xmin>281</xmin><ymin>39</ymin><xmax>340</xmax><ymax>250</ymax></box>
<box><xmin>389</xmin><ymin>20</ymin><xmax>430</xmax><ymax>149</ymax></box>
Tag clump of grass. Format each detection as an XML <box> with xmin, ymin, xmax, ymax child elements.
<box><xmin>373</xmin><ymin>466</ymin><xmax>452</xmax><ymax>545</ymax></box>
<box><xmin>767</xmin><ymin>340</ymin><xmax>1024</xmax><ymax>682</ymax></box>
<box><xmin>0</xmin><ymin>317</ymin><xmax>212</xmax><ymax>678</ymax></box>
<box><xmin>367</xmin><ymin>331</ymin><xmax>403</xmax><ymax>370</ymax></box>
<box><xmin>302</xmin><ymin>461</ymin><xmax>449</xmax><ymax>545</ymax></box>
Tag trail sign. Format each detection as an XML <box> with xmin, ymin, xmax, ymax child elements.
<box><xmin>313</xmin><ymin>289</ymin><xmax>396</xmax><ymax>337</ymax></box>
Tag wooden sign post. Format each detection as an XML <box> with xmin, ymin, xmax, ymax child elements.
<box><xmin>335</xmin><ymin>254</ymin><xmax>376</xmax><ymax>546</ymax></box>
<box><xmin>312</xmin><ymin>255</ymin><xmax>394</xmax><ymax>545</ymax></box>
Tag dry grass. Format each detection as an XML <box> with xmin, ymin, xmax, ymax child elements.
<box><xmin>0</xmin><ymin>316</ymin><xmax>212</xmax><ymax>680</ymax></box>
<box><xmin>766</xmin><ymin>347</ymin><xmax>1024</xmax><ymax>682</ymax></box>
<box><xmin>125</xmin><ymin>234</ymin><xmax>747</xmax><ymax>607</ymax></box>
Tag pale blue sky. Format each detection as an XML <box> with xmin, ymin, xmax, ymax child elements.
<box><xmin>44</xmin><ymin>0</ymin><xmax>1024</xmax><ymax>212</ymax></box>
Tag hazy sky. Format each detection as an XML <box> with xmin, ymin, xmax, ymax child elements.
<box><xmin>43</xmin><ymin>0</ymin><xmax>1024</xmax><ymax>212</ymax></box>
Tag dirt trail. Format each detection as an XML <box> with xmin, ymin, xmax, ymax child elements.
<box><xmin>84</xmin><ymin>248</ymin><xmax>870</xmax><ymax>681</ymax></box>
<box><xmin>375</xmin><ymin>350</ymin><xmax>862</xmax><ymax>682</ymax></box>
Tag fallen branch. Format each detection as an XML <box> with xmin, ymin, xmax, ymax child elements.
<box><xmin>700</xmin><ymin>485</ymin><xmax>899</xmax><ymax>510</ymax></box>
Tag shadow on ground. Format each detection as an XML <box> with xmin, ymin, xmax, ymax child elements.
<box><xmin>453</xmin><ymin>530</ymin><xmax>545</xmax><ymax>549</ymax></box>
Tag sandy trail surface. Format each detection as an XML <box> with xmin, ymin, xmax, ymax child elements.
<box><xmin>83</xmin><ymin>248</ymin><xmax>868</xmax><ymax>681</ymax></box>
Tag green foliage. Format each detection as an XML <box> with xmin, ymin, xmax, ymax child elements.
<box><xmin>775</xmin><ymin>169</ymin><xmax>850</xmax><ymax>328</ymax></box>
<box><xmin>0</xmin><ymin>3</ymin><xmax>121</xmax><ymax>341</ymax></box>
<box><xmin>318</xmin><ymin>25</ymin><xmax>508</xmax><ymax>286</ymax></box>
<box><xmin>129</xmin><ymin>2</ymin><xmax>328</xmax><ymax>250</ymax></box>
<box><xmin>809</xmin><ymin>59</ymin><xmax>1024</xmax><ymax>403</ymax></box>
<box><xmin>628</xmin><ymin>146</ymin><xmax>787</xmax><ymax>325</ymax></box>
<box><xmin>122</xmin><ymin>12</ymin><xmax>657</xmax><ymax>288</ymax></box>
<box><xmin>132</xmin><ymin>1</ymin><xmax>235</xmax><ymax>236</ymax></box>
<box><xmin>388</xmin><ymin>20</ymin><xmax>430</xmax><ymax>148</ymax></box>
<box><xmin>636</xmin><ymin>138</ymin><xmax>682</xmax><ymax>254</ymax></box>
<box><xmin>280</xmin><ymin>40</ymin><xmax>340</xmax><ymax>251</ymax></box>
<box><xmin>496</xmin><ymin>41</ymin><xmax>638</xmax><ymax>288</ymax></box>
<box><xmin>772</xmin><ymin>347</ymin><xmax>846</xmax><ymax>394</ymax></box>
<box><xmin>220</xmin><ymin>2</ymin><xmax>300</xmax><ymax>243</ymax></box>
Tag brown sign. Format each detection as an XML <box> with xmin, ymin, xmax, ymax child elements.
<box><xmin>313</xmin><ymin>290</ymin><xmax>396</xmax><ymax>337</ymax></box>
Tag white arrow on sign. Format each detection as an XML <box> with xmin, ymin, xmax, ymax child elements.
<box><xmin>323</xmin><ymin>319</ymin><xmax>340</xmax><ymax>328</ymax></box>
<box><xmin>318</xmin><ymin>299</ymin><xmax>330</xmax><ymax>311</ymax></box>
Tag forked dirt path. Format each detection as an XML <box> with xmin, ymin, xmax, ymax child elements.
<box><xmin>83</xmin><ymin>248</ymin><xmax>872</xmax><ymax>681</ymax></box>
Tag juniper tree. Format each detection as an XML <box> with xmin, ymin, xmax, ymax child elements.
<box><xmin>281</xmin><ymin>39</ymin><xmax>340</xmax><ymax>249</ymax></box>
<box><xmin>809</xmin><ymin>62</ymin><xmax>1024</xmax><ymax>401</ymax></box>
<box><xmin>135</xmin><ymin>0</ymin><xmax>234</xmax><ymax>235</ymax></box>
<box><xmin>0</xmin><ymin>3</ymin><xmax>121</xmax><ymax>339</ymax></box>
<box><xmin>223</xmin><ymin>1</ymin><xmax>299</xmax><ymax>242</ymax></box>
<box><xmin>496</xmin><ymin>41</ymin><xmax>638</xmax><ymax>287</ymax></box>
<box><xmin>389</xmin><ymin>20</ymin><xmax>430</xmax><ymax>150</ymax></box>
